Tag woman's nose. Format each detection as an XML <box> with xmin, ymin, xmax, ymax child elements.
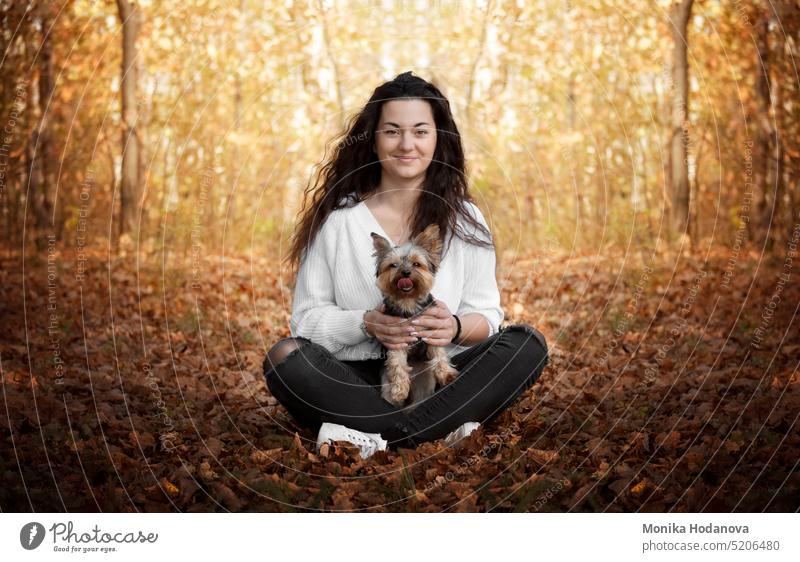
<box><xmin>399</xmin><ymin>131</ymin><xmax>414</xmax><ymax>150</ymax></box>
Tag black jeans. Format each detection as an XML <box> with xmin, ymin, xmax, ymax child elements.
<box><xmin>262</xmin><ymin>323</ymin><xmax>549</xmax><ymax>448</ymax></box>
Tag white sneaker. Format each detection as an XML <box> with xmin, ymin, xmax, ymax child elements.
<box><xmin>316</xmin><ymin>422</ymin><xmax>388</xmax><ymax>459</ymax></box>
<box><xmin>443</xmin><ymin>421</ymin><xmax>481</xmax><ymax>448</ymax></box>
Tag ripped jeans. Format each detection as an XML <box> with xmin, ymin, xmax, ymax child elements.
<box><xmin>262</xmin><ymin>324</ymin><xmax>549</xmax><ymax>448</ymax></box>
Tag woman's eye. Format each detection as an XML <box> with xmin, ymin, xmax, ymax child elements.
<box><xmin>385</xmin><ymin>130</ymin><xmax>398</xmax><ymax>136</ymax></box>
<box><xmin>415</xmin><ymin>130</ymin><xmax>429</xmax><ymax>135</ymax></box>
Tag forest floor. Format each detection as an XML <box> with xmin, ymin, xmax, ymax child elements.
<box><xmin>1</xmin><ymin>242</ymin><xmax>799</xmax><ymax>512</ymax></box>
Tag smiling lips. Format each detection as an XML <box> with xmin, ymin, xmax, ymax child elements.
<box><xmin>395</xmin><ymin>156</ymin><xmax>417</xmax><ymax>162</ymax></box>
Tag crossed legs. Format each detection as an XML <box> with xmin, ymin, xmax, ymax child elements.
<box><xmin>263</xmin><ymin>324</ymin><xmax>549</xmax><ymax>447</ymax></box>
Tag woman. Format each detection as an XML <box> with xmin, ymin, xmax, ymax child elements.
<box><xmin>263</xmin><ymin>71</ymin><xmax>548</xmax><ymax>458</ymax></box>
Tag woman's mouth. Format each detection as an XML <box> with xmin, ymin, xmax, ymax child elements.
<box><xmin>394</xmin><ymin>156</ymin><xmax>417</xmax><ymax>163</ymax></box>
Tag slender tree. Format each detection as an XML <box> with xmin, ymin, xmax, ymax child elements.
<box><xmin>753</xmin><ymin>1</ymin><xmax>789</xmax><ymax>251</ymax></box>
<box><xmin>668</xmin><ymin>0</ymin><xmax>694</xmax><ymax>236</ymax></box>
<box><xmin>116</xmin><ymin>0</ymin><xmax>142</xmax><ymax>239</ymax></box>
<box><xmin>27</xmin><ymin>2</ymin><xmax>56</xmax><ymax>248</ymax></box>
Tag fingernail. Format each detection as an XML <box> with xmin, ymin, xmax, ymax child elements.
<box><xmin>412</xmin><ymin>320</ymin><xmax>419</xmax><ymax>325</ymax></box>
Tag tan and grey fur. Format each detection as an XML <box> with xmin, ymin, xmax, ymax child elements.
<box><xmin>370</xmin><ymin>224</ymin><xmax>459</xmax><ymax>408</ymax></box>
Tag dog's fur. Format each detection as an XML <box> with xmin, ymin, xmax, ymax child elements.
<box><xmin>370</xmin><ymin>224</ymin><xmax>459</xmax><ymax>408</ymax></box>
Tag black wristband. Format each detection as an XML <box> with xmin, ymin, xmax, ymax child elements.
<box><xmin>450</xmin><ymin>314</ymin><xmax>462</xmax><ymax>345</ymax></box>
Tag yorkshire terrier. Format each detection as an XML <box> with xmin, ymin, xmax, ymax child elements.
<box><xmin>370</xmin><ymin>224</ymin><xmax>459</xmax><ymax>408</ymax></box>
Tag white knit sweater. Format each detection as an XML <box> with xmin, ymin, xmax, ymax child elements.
<box><xmin>289</xmin><ymin>195</ymin><xmax>505</xmax><ymax>360</ymax></box>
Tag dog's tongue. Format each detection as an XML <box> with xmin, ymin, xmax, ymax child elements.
<box><xmin>397</xmin><ymin>278</ymin><xmax>414</xmax><ymax>290</ymax></box>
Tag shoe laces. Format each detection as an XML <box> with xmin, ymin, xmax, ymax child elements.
<box><xmin>319</xmin><ymin>424</ymin><xmax>385</xmax><ymax>458</ymax></box>
<box><xmin>344</xmin><ymin>429</ymin><xmax>375</xmax><ymax>448</ymax></box>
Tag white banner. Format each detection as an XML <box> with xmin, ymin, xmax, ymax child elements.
<box><xmin>1</xmin><ymin>513</ymin><xmax>798</xmax><ymax>561</ymax></box>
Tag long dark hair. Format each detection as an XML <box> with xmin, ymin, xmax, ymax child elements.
<box><xmin>286</xmin><ymin>70</ymin><xmax>494</xmax><ymax>273</ymax></box>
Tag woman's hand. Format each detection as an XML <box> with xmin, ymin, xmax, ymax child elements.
<box><xmin>363</xmin><ymin>304</ymin><xmax>422</xmax><ymax>350</ymax></box>
<box><xmin>408</xmin><ymin>298</ymin><xmax>458</xmax><ymax>347</ymax></box>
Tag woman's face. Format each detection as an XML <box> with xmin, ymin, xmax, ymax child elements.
<box><xmin>373</xmin><ymin>99</ymin><xmax>437</xmax><ymax>183</ymax></box>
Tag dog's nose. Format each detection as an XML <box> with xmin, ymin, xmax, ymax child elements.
<box><xmin>401</xmin><ymin>270</ymin><xmax>411</xmax><ymax>277</ymax></box>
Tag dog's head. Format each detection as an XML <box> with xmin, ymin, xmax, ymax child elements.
<box><xmin>370</xmin><ymin>224</ymin><xmax>442</xmax><ymax>310</ymax></box>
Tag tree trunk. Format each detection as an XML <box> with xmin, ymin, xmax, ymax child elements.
<box><xmin>116</xmin><ymin>0</ymin><xmax>142</xmax><ymax>240</ymax></box>
<box><xmin>230</xmin><ymin>0</ymin><xmax>243</xmax><ymax>230</ymax></box>
<box><xmin>316</xmin><ymin>0</ymin><xmax>345</xmax><ymax>128</ymax></box>
<box><xmin>28</xmin><ymin>3</ymin><xmax>56</xmax><ymax>249</ymax></box>
<box><xmin>766</xmin><ymin>60</ymin><xmax>784</xmax><ymax>252</ymax></box>
<box><xmin>754</xmin><ymin>2</ymin><xmax>788</xmax><ymax>252</ymax></box>
<box><xmin>668</xmin><ymin>0</ymin><xmax>694</xmax><ymax>237</ymax></box>
<box><xmin>465</xmin><ymin>0</ymin><xmax>493</xmax><ymax>124</ymax></box>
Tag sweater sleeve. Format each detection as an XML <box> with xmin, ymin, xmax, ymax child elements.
<box><xmin>457</xmin><ymin>203</ymin><xmax>504</xmax><ymax>337</ymax></box>
<box><xmin>289</xmin><ymin>213</ymin><xmax>367</xmax><ymax>353</ymax></box>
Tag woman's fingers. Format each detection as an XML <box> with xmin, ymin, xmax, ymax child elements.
<box><xmin>427</xmin><ymin>303</ymin><xmax>444</xmax><ymax>318</ymax></box>
<box><xmin>370</xmin><ymin>299</ymin><xmax>454</xmax><ymax>349</ymax></box>
<box><xmin>425</xmin><ymin>338</ymin><xmax>448</xmax><ymax>347</ymax></box>
<box><xmin>371</xmin><ymin>306</ymin><xmax>409</xmax><ymax>348</ymax></box>
<box><xmin>375</xmin><ymin>327</ymin><xmax>417</xmax><ymax>347</ymax></box>
<box><xmin>383</xmin><ymin>339</ymin><xmax>415</xmax><ymax>350</ymax></box>
<box><xmin>374</xmin><ymin>305</ymin><xmax>444</xmax><ymax>347</ymax></box>
<box><xmin>410</xmin><ymin>303</ymin><xmax>448</xmax><ymax>329</ymax></box>
<box><xmin>382</xmin><ymin>332</ymin><xmax>411</xmax><ymax>343</ymax></box>
<box><xmin>386</xmin><ymin>319</ymin><xmax>414</xmax><ymax>337</ymax></box>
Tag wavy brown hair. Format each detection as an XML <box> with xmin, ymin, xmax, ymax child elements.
<box><xmin>286</xmin><ymin>71</ymin><xmax>494</xmax><ymax>274</ymax></box>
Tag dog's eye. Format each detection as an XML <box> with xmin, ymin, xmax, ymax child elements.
<box><xmin>413</xmin><ymin>262</ymin><xmax>420</xmax><ymax>267</ymax></box>
<box><xmin>389</xmin><ymin>263</ymin><xmax>399</xmax><ymax>268</ymax></box>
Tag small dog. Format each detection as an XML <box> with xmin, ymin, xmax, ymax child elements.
<box><xmin>370</xmin><ymin>224</ymin><xmax>459</xmax><ymax>408</ymax></box>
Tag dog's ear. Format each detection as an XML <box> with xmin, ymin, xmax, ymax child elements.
<box><xmin>412</xmin><ymin>224</ymin><xmax>443</xmax><ymax>261</ymax></box>
<box><xmin>371</xmin><ymin>232</ymin><xmax>393</xmax><ymax>260</ymax></box>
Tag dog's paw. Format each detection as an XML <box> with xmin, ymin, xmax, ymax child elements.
<box><xmin>382</xmin><ymin>377</ymin><xmax>411</xmax><ymax>407</ymax></box>
<box><xmin>433</xmin><ymin>361</ymin><xmax>459</xmax><ymax>387</ymax></box>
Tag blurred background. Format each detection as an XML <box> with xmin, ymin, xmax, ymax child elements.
<box><xmin>2</xmin><ymin>0</ymin><xmax>798</xmax><ymax>259</ymax></box>
<box><xmin>1</xmin><ymin>0</ymin><xmax>799</xmax><ymax>512</ymax></box>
